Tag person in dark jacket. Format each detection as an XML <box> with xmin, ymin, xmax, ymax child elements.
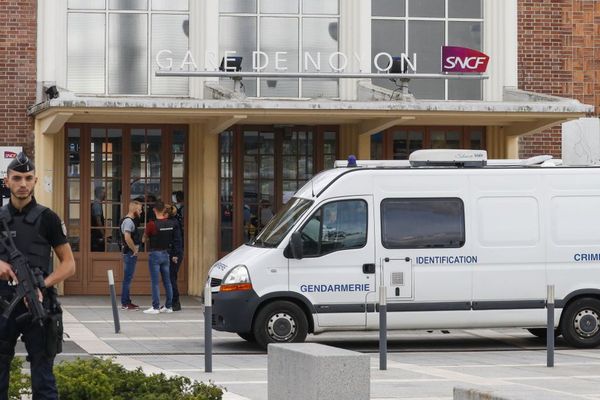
<box><xmin>166</xmin><ymin>205</ymin><xmax>183</xmax><ymax>311</ymax></box>
<box><xmin>142</xmin><ymin>200</ymin><xmax>178</xmax><ymax>314</ymax></box>
<box><xmin>0</xmin><ymin>152</ymin><xmax>76</xmax><ymax>399</ymax></box>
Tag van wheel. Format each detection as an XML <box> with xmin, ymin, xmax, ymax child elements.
<box><xmin>253</xmin><ymin>301</ymin><xmax>308</xmax><ymax>350</ymax></box>
<box><xmin>561</xmin><ymin>297</ymin><xmax>600</xmax><ymax>348</ymax></box>
<box><xmin>237</xmin><ymin>332</ymin><xmax>256</xmax><ymax>342</ymax></box>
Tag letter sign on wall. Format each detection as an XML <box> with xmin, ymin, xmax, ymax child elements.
<box><xmin>442</xmin><ymin>46</ymin><xmax>489</xmax><ymax>74</ymax></box>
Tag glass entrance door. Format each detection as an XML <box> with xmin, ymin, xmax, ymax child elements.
<box><xmin>219</xmin><ymin>125</ymin><xmax>338</xmax><ymax>256</ymax></box>
<box><xmin>64</xmin><ymin>124</ymin><xmax>187</xmax><ymax>295</ymax></box>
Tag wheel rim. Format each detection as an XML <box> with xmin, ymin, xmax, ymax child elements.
<box><xmin>267</xmin><ymin>312</ymin><xmax>296</xmax><ymax>342</ymax></box>
<box><xmin>574</xmin><ymin>309</ymin><xmax>600</xmax><ymax>338</ymax></box>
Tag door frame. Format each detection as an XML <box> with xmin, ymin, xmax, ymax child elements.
<box><xmin>218</xmin><ymin>125</ymin><xmax>340</xmax><ymax>258</ymax></box>
<box><xmin>63</xmin><ymin>123</ymin><xmax>188</xmax><ymax>295</ymax></box>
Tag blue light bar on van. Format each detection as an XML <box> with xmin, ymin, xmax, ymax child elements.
<box><xmin>347</xmin><ymin>155</ymin><xmax>357</xmax><ymax>167</ymax></box>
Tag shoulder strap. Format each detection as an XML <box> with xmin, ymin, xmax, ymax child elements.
<box><xmin>24</xmin><ymin>205</ymin><xmax>48</xmax><ymax>225</ymax></box>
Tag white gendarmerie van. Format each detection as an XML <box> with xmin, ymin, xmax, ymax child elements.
<box><xmin>209</xmin><ymin>149</ymin><xmax>600</xmax><ymax>349</ymax></box>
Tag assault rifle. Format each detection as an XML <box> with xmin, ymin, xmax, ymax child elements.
<box><xmin>0</xmin><ymin>216</ymin><xmax>47</xmax><ymax>326</ymax></box>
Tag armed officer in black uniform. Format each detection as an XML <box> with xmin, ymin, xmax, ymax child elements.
<box><xmin>0</xmin><ymin>152</ymin><xmax>76</xmax><ymax>400</ymax></box>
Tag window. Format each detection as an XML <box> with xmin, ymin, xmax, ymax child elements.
<box><xmin>371</xmin><ymin>0</ymin><xmax>483</xmax><ymax>100</ymax></box>
<box><xmin>370</xmin><ymin>127</ymin><xmax>485</xmax><ymax>160</ymax></box>
<box><xmin>67</xmin><ymin>0</ymin><xmax>189</xmax><ymax>95</ymax></box>
<box><xmin>218</xmin><ymin>125</ymin><xmax>338</xmax><ymax>254</ymax></box>
<box><xmin>381</xmin><ymin>198</ymin><xmax>465</xmax><ymax>249</ymax></box>
<box><xmin>253</xmin><ymin>197</ymin><xmax>313</xmax><ymax>247</ymax></box>
<box><xmin>65</xmin><ymin>125</ymin><xmax>186</xmax><ymax>254</ymax></box>
<box><xmin>219</xmin><ymin>0</ymin><xmax>340</xmax><ymax>98</ymax></box>
<box><xmin>299</xmin><ymin>200</ymin><xmax>368</xmax><ymax>257</ymax></box>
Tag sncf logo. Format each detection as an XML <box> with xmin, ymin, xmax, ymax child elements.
<box><xmin>442</xmin><ymin>46</ymin><xmax>489</xmax><ymax>73</ymax></box>
<box><xmin>3</xmin><ymin>151</ymin><xmax>16</xmax><ymax>159</ymax></box>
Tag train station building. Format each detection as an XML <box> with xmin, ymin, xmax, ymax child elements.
<box><xmin>3</xmin><ymin>0</ymin><xmax>595</xmax><ymax>295</ymax></box>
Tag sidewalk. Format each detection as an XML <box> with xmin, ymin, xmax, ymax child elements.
<box><xmin>52</xmin><ymin>295</ymin><xmax>600</xmax><ymax>400</ymax></box>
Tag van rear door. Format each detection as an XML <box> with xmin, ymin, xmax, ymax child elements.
<box><xmin>289</xmin><ymin>196</ymin><xmax>376</xmax><ymax>328</ymax></box>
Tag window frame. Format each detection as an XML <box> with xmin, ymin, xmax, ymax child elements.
<box><xmin>380</xmin><ymin>197</ymin><xmax>466</xmax><ymax>249</ymax></box>
<box><xmin>66</xmin><ymin>1</ymin><xmax>190</xmax><ymax>96</ymax></box>
<box><xmin>218</xmin><ymin>0</ymin><xmax>341</xmax><ymax>98</ymax></box>
<box><xmin>297</xmin><ymin>198</ymin><xmax>369</xmax><ymax>258</ymax></box>
<box><xmin>371</xmin><ymin>0</ymin><xmax>484</xmax><ymax>100</ymax></box>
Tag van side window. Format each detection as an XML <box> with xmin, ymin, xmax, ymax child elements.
<box><xmin>300</xmin><ymin>200</ymin><xmax>368</xmax><ymax>257</ymax></box>
<box><xmin>381</xmin><ymin>198</ymin><xmax>465</xmax><ymax>249</ymax></box>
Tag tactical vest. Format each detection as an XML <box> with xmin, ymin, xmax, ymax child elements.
<box><xmin>120</xmin><ymin>216</ymin><xmax>141</xmax><ymax>254</ymax></box>
<box><xmin>0</xmin><ymin>204</ymin><xmax>52</xmax><ymax>294</ymax></box>
<box><xmin>148</xmin><ymin>218</ymin><xmax>176</xmax><ymax>251</ymax></box>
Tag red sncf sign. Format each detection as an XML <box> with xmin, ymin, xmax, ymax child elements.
<box><xmin>442</xmin><ymin>46</ymin><xmax>489</xmax><ymax>74</ymax></box>
<box><xmin>3</xmin><ymin>152</ymin><xmax>16</xmax><ymax>159</ymax></box>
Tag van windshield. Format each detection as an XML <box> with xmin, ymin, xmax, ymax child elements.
<box><xmin>251</xmin><ymin>198</ymin><xmax>313</xmax><ymax>248</ymax></box>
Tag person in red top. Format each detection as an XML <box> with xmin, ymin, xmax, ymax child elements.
<box><xmin>142</xmin><ymin>200</ymin><xmax>179</xmax><ymax>314</ymax></box>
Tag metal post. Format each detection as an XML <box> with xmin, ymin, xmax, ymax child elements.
<box><xmin>379</xmin><ymin>285</ymin><xmax>387</xmax><ymax>371</ymax></box>
<box><xmin>204</xmin><ymin>281</ymin><xmax>213</xmax><ymax>373</ymax></box>
<box><xmin>547</xmin><ymin>284</ymin><xmax>555</xmax><ymax>368</ymax></box>
<box><xmin>107</xmin><ymin>270</ymin><xmax>120</xmax><ymax>334</ymax></box>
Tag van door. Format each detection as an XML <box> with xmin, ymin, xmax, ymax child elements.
<box><xmin>370</xmin><ymin>197</ymin><xmax>473</xmax><ymax>330</ymax></box>
<box><xmin>289</xmin><ymin>197</ymin><xmax>375</xmax><ymax>327</ymax></box>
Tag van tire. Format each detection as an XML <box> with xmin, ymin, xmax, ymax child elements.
<box><xmin>237</xmin><ymin>332</ymin><xmax>256</xmax><ymax>342</ymax></box>
<box><xmin>253</xmin><ymin>301</ymin><xmax>308</xmax><ymax>350</ymax></box>
<box><xmin>561</xmin><ymin>297</ymin><xmax>600</xmax><ymax>348</ymax></box>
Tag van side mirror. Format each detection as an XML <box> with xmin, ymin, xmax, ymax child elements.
<box><xmin>289</xmin><ymin>232</ymin><xmax>304</xmax><ymax>260</ymax></box>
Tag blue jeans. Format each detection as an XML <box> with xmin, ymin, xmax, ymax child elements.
<box><xmin>148</xmin><ymin>250</ymin><xmax>173</xmax><ymax>309</ymax></box>
<box><xmin>121</xmin><ymin>253</ymin><xmax>138</xmax><ymax>306</ymax></box>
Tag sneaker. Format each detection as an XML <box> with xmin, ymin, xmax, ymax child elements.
<box><xmin>159</xmin><ymin>306</ymin><xmax>173</xmax><ymax>313</ymax></box>
<box><xmin>172</xmin><ymin>303</ymin><xmax>181</xmax><ymax>312</ymax></box>
<box><xmin>143</xmin><ymin>307</ymin><xmax>160</xmax><ymax>314</ymax></box>
<box><xmin>121</xmin><ymin>303</ymin><xmax>140</xmax><ymax>311</ymax></box>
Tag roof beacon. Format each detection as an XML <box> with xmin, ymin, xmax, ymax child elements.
<box><xmin>347</xmin><ymin>155</ymin><xmax>358</xmax><ymax>167</ymax></box>
<box><xmin>409</xmin><ymin>149</ymin><xmax>488</xmax><ymax>168</ymax></box>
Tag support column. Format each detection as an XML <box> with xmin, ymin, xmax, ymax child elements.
<box><xmin>34</xmin><ymin>124</ymin><xmax>67</xmax><ymax>294</ymax></box>
<box><xmin>486</xmin><ymin>126</ymin><xmax>507</xmax><ymax>159</ymax></box>
<box><xmin>339</xmin><ymin>124</ymin><xmax>359</xmax><ymax>160</ymax></box>
<box><xmin>33</xmin><ymin>121</ymin><xmax>57</xmax><ymax>210</ymax></box>
<box><xmin>201</xmin><ymin>132</ymin><xmax>219</xmax><ymax>294</ymax></box>
<box><xmin>505</xmin><ymin>133</ymin><xmax>519</xmax><ymax>159</ymax></box>
<box><xmin>187</xmin><ymin>125</ymin><xmax>204</xmax><ymax>296</ymax></box>
<box><xmin>358</xmin><ymin>133</ymin><xmax>371</xmax><ymax>160</ymax></box>
<box><xmin>187</xmin><ymin>124</ymin><xmax>220</xmax><ymax>296</ymax></box>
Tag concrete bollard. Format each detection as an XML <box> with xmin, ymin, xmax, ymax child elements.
<box><xmin>107</xmin><ymin>270</ymin><xmax>120</xmax><ymax>334</ymax></box>
<box><xmin>268</xmin><ymin>343</ymin><xmax>370</xmax><ymax>400</ymax></box>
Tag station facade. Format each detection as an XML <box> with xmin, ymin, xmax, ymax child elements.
<box><xmin>5</xmin><ymin>0</ymin><xmax>595</xmax><ymax>295</ymax></box>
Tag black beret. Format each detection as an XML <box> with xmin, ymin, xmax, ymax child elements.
<box><xmin>7</xmin><ymin>152</ymin><xmax>35</xmax><ymax>173</ymax></box>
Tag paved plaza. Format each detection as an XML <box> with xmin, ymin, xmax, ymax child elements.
<box><xmin>18</xmin><ymin>296</ymin><xmax>600</xmax><ymax>400</ymax></box>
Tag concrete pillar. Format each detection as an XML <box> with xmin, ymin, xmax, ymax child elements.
<box><xmin>34</xmin><ymin>123</ymin><xmax>67</xmax><ymax>294</ymax></box>
<box><xmin>486</xmin><ymin>126</ymin><xmax>507</xmax><ymax>159</ymax></box>
<box><xmin>505</xmin><ymin>134</ymin><xmax>519</xmax><ymax>159</ymax></box>
<box><xmin>339</xmin><ymin>124</ymin><xmax>359</xmax><ymax>159</ymax></box>
<box><xmin>33</xmin><ymin>122</ymin><xmax>57</xmax><ymax>212</ymax></box>
<box><xmin>187</xmin><ymin>125</ymin><xmax>219</xmax><ymax>296</ymax></box>
<box><xmin>357</xmin><ymin>133</ymin><xmax>371</xmax><ymax>160</ymax></box>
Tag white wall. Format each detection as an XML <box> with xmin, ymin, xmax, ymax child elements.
<box><xmin>37</xmin><ymin>0</ymin><xmax>517</xmax><ymax>102</ymax></box>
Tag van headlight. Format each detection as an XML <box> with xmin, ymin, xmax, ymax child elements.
<box><xmin>220</xmin><ymin>265</ymin><xmax>252</xmax><ymax>292</ymax></box>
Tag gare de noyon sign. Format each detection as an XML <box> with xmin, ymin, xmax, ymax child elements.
<box><xmin>155</xmin><ymin>46</ymin><xmax>490</xmax><ymax>79</ymax></box>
